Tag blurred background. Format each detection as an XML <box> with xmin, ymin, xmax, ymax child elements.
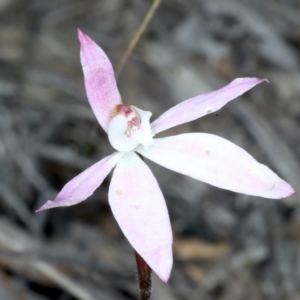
<box><xmin>0</xmin><ymin>0</ymin><xmax>300</xmax><ymax>299</ymax></box>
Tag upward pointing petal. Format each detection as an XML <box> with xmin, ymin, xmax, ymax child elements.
<box><xmin>36</xmin><ymin>152</ymin><xmax>124</xmax><ymax>212</ymax></box>
<box><xmin>78</xmin><ymin>29</ymin><xmax>122</xmax><ymax>132</ymax></box>
<box><xmin>108</xmin><ymin>152</ymin><xmax>173</xmax><ymax>282</ymax></box>
<box><xmin>151</xmin><ymin>78</ymin><xmax>268</xmax><ymax>135</ymax></box>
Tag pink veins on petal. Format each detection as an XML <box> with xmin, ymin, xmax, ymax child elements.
<box><xmin>78</xmin><ymin>29</ymin><xmax>122</xmax><ymax>132</ymax></box>
<box><xmin>37</xmin><ymin>29</ymin><xmax>296</xmax><ymax>283</ymax></box>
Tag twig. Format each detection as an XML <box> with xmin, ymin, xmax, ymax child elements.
<box><xmin>0</xmin><ymin>218</ymin><xmax>100</xmax><ymax>300</ymax></box>
<box><xmin>35</xmin><ymin>144</ymin><xmax>93</xmax><ymax>169</ymax></box>
<box><xmin>116</xmin><ymin>0</ymin><xmax>161</xmax><ymax>78</ymax></box>
<box><xmin>0</xmin><ymin>104</ymin><xmax>55</xmax><ymax>226</ymax></box>
<box><xmin>33</xmin><ymin>261</ymin><xmax>98</xmax><ymax>300</ymax></box>
<box><xmin>0</xmin><ymin>107</ymin><xmax>50</xmax><ymax>194</ymax></box>
<box><xmin>190</xmin><ymin>246</ymin><xmax>269</xmax><ymax>299</ymax></box>
<box><xmin>0</xmin><ymin>183</ymin><xmax>40</xmax><ymax>234</ymax></box>
<box><xmin>261</xmin><ymin>201</ymin><xmax>296</xmax><ymax>299</ymax></box>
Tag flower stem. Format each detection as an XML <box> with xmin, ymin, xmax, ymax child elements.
<box><xmin>135</xmin><ymin>251</ymin><xmax>152</xmax><ymax>300</ymax></box>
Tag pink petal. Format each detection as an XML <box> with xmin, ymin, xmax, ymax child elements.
<box><xmin>151</xmin><ymin>78</ymin><xmax>268</xmax><ymax>135</ymax></box>
<box><xmin>36</xmin><ymin>152</ymin><xmax>124</xmax><ymax>212</ymax></box>
<box><xmin>108</xmin><ymin>152</ymin><xmax>173</xmax><ymax>282</ymax></box>
<box><xmin>137</xmin><ymin>134</ymin><xmax>295</xmax><ymax>199</ymax></box>
<box><xmin>78</xmin><ymin>29</ymin><xmax>122</xmax><ymax>132</ymax></box>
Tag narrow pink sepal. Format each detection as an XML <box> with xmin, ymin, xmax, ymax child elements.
<box><xmin>36</xmin><ymin>152</ymin><xmax>124</xmax><ymax>212</ymax></box>
<box><xmin>108</xmin><ymin>152</ymin><xmax>173</xmax><ymax>282</ymax></box>
<box><xmin>151</xmin><ymin>78</ymin><xmax>268</xmax><ymax>135</ymax></box>
<box><xmin>137</xmin><ymin>133</ymin><xmax>295</xmax><ymax>199</ymax></box>
<box><xmin>78</xmin><ymin>29</ymin><xmax>122</xmax><ymax>132</ymax></box>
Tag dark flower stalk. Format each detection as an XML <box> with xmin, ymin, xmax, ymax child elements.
<box><xmin>135</xmin><ymin>251</ymin><xmax>152</xmax><ymax>300</ymax></box>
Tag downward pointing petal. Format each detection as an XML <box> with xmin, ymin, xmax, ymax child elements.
<box><xmin>137</xmin><ymin>134</ymin><xmax>295</xmax><ymax>199</ymax></box>
<box><xmin>109</xmin><ymin>152</ymin><xmax>173</xmax><ymax>282</ymax></box>
<box><xmin>78</xmin><ymin>29</ymin><xmax>122</xmax><ymax>132</ymax></box>
<box><xmin>151</xmin><ymin>78</ymin><xmax>268</xmax><ymax>135</ymax></box>
<box><xmin>37</xmin><ymin>152</ymin><xmax>124</xmax><ymax>211</ymax></box>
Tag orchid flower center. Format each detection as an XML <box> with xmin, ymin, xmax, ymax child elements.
<box><xmin>112</xmin><ymin>105</ymin><xmax>140</xmax><ymax>137</ymax></box>
<box><xmin>108</xmin><ymin>104</ymin><xmax>153</xmax><ymax>152</ymax></box>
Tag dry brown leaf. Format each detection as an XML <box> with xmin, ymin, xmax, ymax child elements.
<box><xmin>184</xmin><ymin>264</ymin><xmax>207</xmax><ymax>283</ymax></box>
<box><xmin>173</xmin><ymin>237</ymin><xmax>232</xmax><ymax>260</ymax></box>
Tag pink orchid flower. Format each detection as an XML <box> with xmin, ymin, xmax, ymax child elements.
<box><xmin>37</xmin><ymin>29</ymin><xmax>295</xmax><ymax>282</ymax></box>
